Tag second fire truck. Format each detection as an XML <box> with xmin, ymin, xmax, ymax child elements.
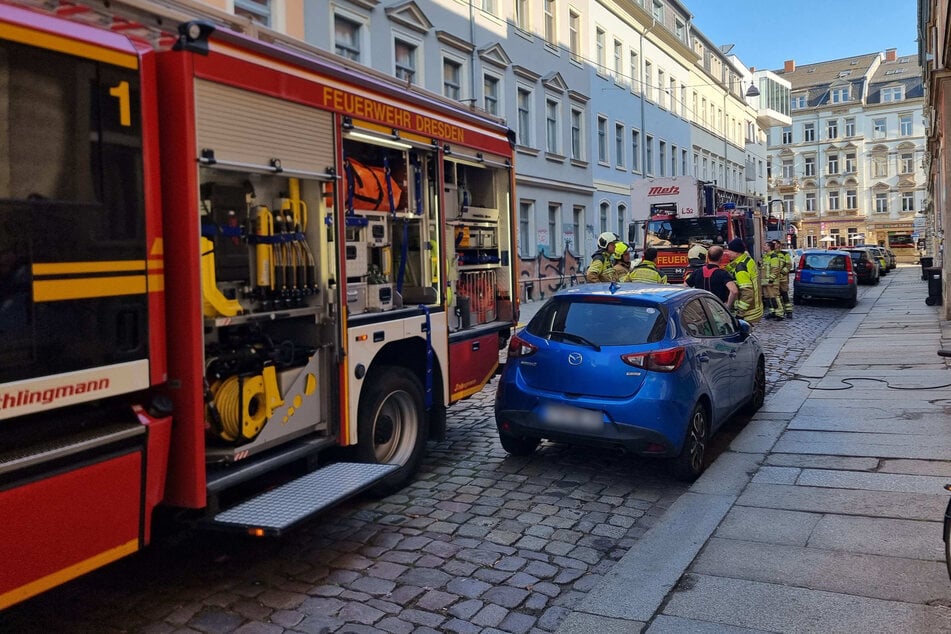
<box><xmin>630</xmin><ymin>176</ymin><xmax>765</xmax><ymax>282</ymax></box>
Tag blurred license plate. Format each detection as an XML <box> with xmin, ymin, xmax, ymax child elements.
<box><xmin>812</xmin><ymin>275</ymin><xmax>834</xmax><ymax>283</ymax></box>
<box><xmin>539</xmin><ymin>404</ymin><xmax>602</xmax><ymax>431</ymax></box>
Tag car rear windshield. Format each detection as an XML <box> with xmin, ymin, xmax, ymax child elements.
<box><xmin>803</xmin><ymin>253</ymin><xmax>848</xmax><ymax>271</ymax></box>
<box><xmin>844</xmin><ymin>250</ymin><xmax>865</xmax><ymax>261</ymax></box>
<box><xmin>527</xmin><ymin>297</ymin><xmax>668</xmax><ymax>346</ymax></box>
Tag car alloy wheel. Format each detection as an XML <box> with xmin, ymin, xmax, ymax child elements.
<box><xmin>670</xmin><ymin>403</ymin><xmax>708</xmax><ymax>481</ymax></box>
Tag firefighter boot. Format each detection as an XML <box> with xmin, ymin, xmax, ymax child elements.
<box><xmin>780</xmin><ymin>291</ymin><xmax>792</xmax><ymax>319</ymax></box>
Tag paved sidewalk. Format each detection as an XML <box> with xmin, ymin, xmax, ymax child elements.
<box><xmin>557</xmin><ymin>265</ymin><xmax>951</xmax><ymax>633</ymax></box>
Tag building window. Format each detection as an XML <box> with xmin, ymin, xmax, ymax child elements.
<box><xmin>630</xmin><ymin>51</ymin><xmax>640</xmax><ymax>94</ymax></box>
<box><xmin>844</xmin><ymin>117</ymin><xmax>855</xmax><ymax>137</ymax></box>
<box><xmin>791</xmin><ymin>94</ymin><xmax>806</xmax><ymax>109</ymax></box>
<box><xmin>657</xmin><ymin>69</ymin><xmax>666</xmax><ymax>109</ymax></box>
<box><xmin>804</xmin><ymin>122</ymin><xmax>815</xmax><ymax>142</ymax></box>
<box><xmin>782</xmin><ymin>126</ymin><xmax>792</xmax><ymax>144</ymax></box>
<box><xmin>872</xmin><ymin>154</ymin><xmax>887</xmax><ymax>178</ymax></box>
<box><xmin>782</xmin><ymin>159</ymin><xmax>793</xmax><ymax>179</ymax></box>
<box><xmin>599</xmin><ymin>202</ymin><xmax>609</xmax><ymax>234</ymax></box>
<box><xmin>549</xmin><ymin>203</ymin><xmax>561</xmax><ymax>255</ymax></box>
<box><xmin>517</xmin><ymin>88</ymin><xmax>532</xmax><ymax>147</ymax></box>
<box><xmin>597</xmin><ymin>116</ymin><xmax>608</xmax><ymax>163</ymax></box>
<box><xmin>694</xmin><ymin>152</ymin><xmax>699</xmax><ymax>178</ymax></box>
<box><xmin>873</xmin><ymin>118</ymin><xmax>886</xmax><ymax>139</ymax></box>
<box><xmin>572</xmin><ymin>206</ymin><xmax>583</xmax><ymax>256</ymax></box>
<box><xmin>652</xmin><ymin>0</ymin><xmax>664</xmax><ymax>21</ymax></box>
<box><xmin>831</xmin><ymin>87</ymin><xmax>850</xmax><ymax>103</ymax></box>
<box><xmin>334</xmin><ymin>15</ymin><xmax>361</xmax><ymax>61</ymax></box>
<box><xmin>645</xmin><ymin>62</ymin><xmax>653</xmax><ymax>101</ymax></box>
<box><xmin>395</xmin><ymin>39</ymin><xmax>417</xmax><ymax>84</ymax></box>
<box><xmin>902</xmin><ymin>192</ymin><xmax>915</xmax><ymax>212</ymax></box>
<box><xmin>443</xmin><ymin>59</ymin><xmax>461</xmax><ymax>100</ymax></box>
<box><xmin>804</xmin><ymin>156</ymin><xmax>815</xmax><ymax>177</ymax></box>
<box><xmin>901</xmin><ymin>152</ymin><xmax>914</xmax><ymax>173</ymax></box>
<box><xmin>900</xmin><ymin>114</ymin><xmax>913</xmax><ymax>136</ymax></box>
<box><xmin>805</xmin><ymin>192</ymin><xmax>816</xmax><ymax>211</ymax></box>
<box><xmin>875</xmin><ymin>193</ymin><xmax>888</xmax><ymax>213</ymax></box>
<box><xmin>645</xmin><ymin>135</ymin><xmax>653</xmax><ymax>175</ymax></box>
<box><xmin>595</xmin><ymin>28</ymin><xmax>605</xmax><ymax>71</ymax></box>
<box><xmin>671</xmin><ymin>144</ymin><xmax>677</xmax><ymax>176</ymax></box>
<box><xmin>483</xmin><ymin>74</ymin><xmax>499</xmax><ymax>115</ymax></box>
<box><xmin>845</xmin><ymin>152</ymin><xmax>856</xmax><ymax>174</ymax></box>
<box><xmin>516</xmin><ymin>0</ymin><xmax>530</xmax><ymax>30</ymax></box>
<box><xmin>827</xmin><ymin>154</ymin><xmax>838</xmax><ymax>175</ymax></box>
<box><xmin>569</xmin><ymin>10</ymin><xmax>581</xmax><ymax>63</ymax></box>
<box><xmin>828</xmin><ymin>190</ymin><xmax>840</xmax><ymax>210</ymax></box>
<box><xmin>617</xmin><ymin>205</ymin><xmax>625</xmax><ymax>235</ymax></box>
<box><xmin>670</xmin><ymin>78</ymin><xmax>677</xmax><ymax>115</ymax></box>
<box><xmin>546</xmin><ymin>98</ymin><xmax>560</xmax><ymax>154</ymax></box>
<box><xmin>702</xmin><ymin>156</ymin><xmax>708</xmax><ymax>179</ymax></box>
<box><xmin>882</xmin><ymin>86</ymin><xmax>904</xmax><ymax>102</ymax></box>
<box><xmin>519</xmin><ymin>201</ymin><xmax>533</xmax><ymax>256</ymax></box>
<box><xmin>675</xmin><ymin>19</ymin><xmax>685</xmax><ymax>41</ymax></box>
<box><xmin>235</xmin><ymin>0</ymin><xmax>271</xmax><ymax>25</ymax></box>
<box><xmin>827</xmin><ymin>119</ymin><xmax>838</xmax><ymax>139</ymax></box>
<box><xmin>846</xmin><ymin>190</ymin><xmax>857</xmax><ymax>209</ymax></box>
<box><xmin>682</xmin><ymin>149</ymin><xmax>688</xmax><ymax>176</ymax></box>
<box><xmin>614</xmin><ymin>39</ymin><xmax>623</xmax><ymax>79</ymax></box>
<box><xmin>632</xmin><ymin>128</ymin><xmax>640</xmax><ymax>172</ymax></box>
<box><xmin>571</xmin><ymin>108</ymin><xmax>583</xmax><ymax>160</ymax></box>
<box><xmin>658</xmin><ymin>141</ymin><xmax>667</xmax><ymax>176</ymax></box>
<box><xmin>615</xmin><ymin>123</ymin><xmax>625</xmax><ymax>167</ymax></box>
<box><xmin>544</xmin><ymin>0</ymin><xmax>556</xmax><ymax>45</ymax></box>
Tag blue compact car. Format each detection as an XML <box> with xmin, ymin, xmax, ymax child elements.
<box><xmin>495</xmin><ymin>284</ymin><xmax>765</xmax><ymax>481</ymax></box>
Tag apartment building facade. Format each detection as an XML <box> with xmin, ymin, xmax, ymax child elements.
<box><xmin>186</xmin><ymin>0</ymin><xmax>766</xmax><ymax>267</ymax></box>
<box><xmin>766</xmin><ymin>50</ymin><xmax>926</xmax><ymax>258</ymax></box>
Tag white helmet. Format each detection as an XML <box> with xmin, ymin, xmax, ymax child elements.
<box><xmin>597</xmin><ymin>231</ymin><xmax>620</xmax><ymax>250</ymax></box>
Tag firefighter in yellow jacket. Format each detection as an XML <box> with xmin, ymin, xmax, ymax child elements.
<box><xmin>586</xmin><ymin>232</ymin><xmax>620</xmax><ymax>283</ymax></box>
<box><xmin>725</xmin><ymin>238</ymin><xmax>762</xmax><ymax>324</ymax></box>
<box><xmin>762</xmin><ymin>241</ymin><xmax>785</xmax><ymax>320</ymax></box>
<box><xmin>625</xmin><ymin>247</ymin><xmax>668</xmax><ymax>283</ymax></box>
<box><xmin>776</xmin><ymin>240</ymin><xmax>793</xmax><ymax>319</ymax></box>
<box><xmin>603</xmin><ymin>241</ymin><xmax>633</xmax><ymax>282</ymax></box>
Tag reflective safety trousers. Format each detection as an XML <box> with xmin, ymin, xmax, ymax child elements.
<box><xmin>727</xmin><ymin>253</ymin><xmax>763</xmax><ymax>322</ymax></box>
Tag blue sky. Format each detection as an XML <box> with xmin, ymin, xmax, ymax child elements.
<box><xmin>686</xmin><ymin>0</ymin><xmax>920</xmax><ymax>72</ymax></box>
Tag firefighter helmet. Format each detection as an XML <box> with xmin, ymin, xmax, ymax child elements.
<box><xmin>597</xmin><ymin>231</ymin><xmax>620</xmax><ymax>250</ymax></box>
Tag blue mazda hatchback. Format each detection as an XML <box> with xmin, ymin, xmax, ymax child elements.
<box><xmin>495</xmin><ymin>283</ymin><xmax>765</xmax><ymax>480</ymax></box>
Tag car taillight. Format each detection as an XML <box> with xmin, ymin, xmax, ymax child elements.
<box><xmin>621</xmin><ymin>347</ymin><xmax>685</xmax><ymax>372</ymax></box>
<box><xmin>507</xmin><ymin>333</ymin><xmax>537</xmax><ymax>358</ymax></box>
<box><xmin>845</xmin><ymin>257</ymin><xmax>855</xmax><ymax>283</ymax></box>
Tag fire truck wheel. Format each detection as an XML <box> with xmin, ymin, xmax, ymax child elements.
<box><xmin>357</xmin><ymin>365</ymin><xmax>428</xmax><ymax>495</ymax></box>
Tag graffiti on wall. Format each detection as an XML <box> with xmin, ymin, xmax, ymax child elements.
<box><xmin>518</xmin><ymin>250</ymin><xmax>585</xmax><ymax>302</ymax></box>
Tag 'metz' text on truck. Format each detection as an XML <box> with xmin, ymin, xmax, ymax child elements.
<box><xmin>630</xmin><ymin>176</ymin><xmax>764</xmax><ymax>282</ymax></box>
<box><xmin>0</xmin><ymin>0</ymin><xmax>517</xmax><ymax>608</ymax></box>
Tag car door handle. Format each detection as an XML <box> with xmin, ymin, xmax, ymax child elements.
<box><xmin>697</xmin><ymin>353</ymin><xmax>710</xmax><ymax>362</ymax></box>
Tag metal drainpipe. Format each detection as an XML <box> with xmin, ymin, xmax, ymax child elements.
<box><xmin>468</xmin><ymin>1</ymin><xmax>477</xmax><ymax>103</ymax></box>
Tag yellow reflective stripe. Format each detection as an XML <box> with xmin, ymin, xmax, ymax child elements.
<box><xmin>0</xmin><ymin>538</ymin><xmax>138</xmax><ymax>610</ymax></box>
<box><xmin>148</xmin><ymin>273</ymin><xmax>165</xmax><ymax>292</ymax></box>
<box><xmin>0</xmin><ymin>23</ymin><xmax>138</xmax><ymax>70</ymax></box>
<box><xmin>33</xmin><ymin>260</ymin><xmax>146</xmax><ymax>275</ymax></box>
<box><xmin>34</xmin><ymin>275</ymin><xmax>146</xmax><ymax>302</ymax></box>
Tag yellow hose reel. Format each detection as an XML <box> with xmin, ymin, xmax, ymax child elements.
<box><xmin>209</xmin><ymin>365</ymin><xmax>284</xmax><ymax>442</ymax></box>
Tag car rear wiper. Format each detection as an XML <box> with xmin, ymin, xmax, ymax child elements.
<box><xmin>548</xmin><ymin>330</ymin><xmax>601</xmax><ymax>351</ymax></box>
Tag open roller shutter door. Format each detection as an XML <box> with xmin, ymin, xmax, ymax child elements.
<box><xmin>195</xmin><ymin>79</ymin><xmax>334</xmax><ymax>170</ymax></box>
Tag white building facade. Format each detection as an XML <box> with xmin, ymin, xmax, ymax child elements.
<box><xmin>766</xmin><ymin>51</ymin><xmax>926</xmax><ymax>259</ymax></box>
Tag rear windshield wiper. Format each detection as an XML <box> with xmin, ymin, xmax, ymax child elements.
<box><xmin>548</xmin><ymin>330</ymin><xmax>601</xmax><ymax>351</ymax></box>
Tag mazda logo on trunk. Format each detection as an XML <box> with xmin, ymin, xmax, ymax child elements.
<box><xmin>567</xmin><ymin>352</ymin><xmax>583</xmax><ymax>366</ymax></box>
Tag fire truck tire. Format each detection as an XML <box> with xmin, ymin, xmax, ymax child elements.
<box><xmin>357</xmin><ymin>366</ymin><xmax>428</xmax><ymax>495</ymax></box>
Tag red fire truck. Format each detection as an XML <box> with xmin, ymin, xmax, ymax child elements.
<box><xmin>630</xmin><ymin>176</ymin><xmax>764</xmax><ymax>282</ymax></box>
<box><xmin>0</xmin><ymin>0</ymin><xmax>517</xmax><ymax>608</ymax></box>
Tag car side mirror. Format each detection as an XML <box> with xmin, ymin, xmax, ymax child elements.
<box><xmin>737</xmin><ymin>319</ymin><xmax>751</xmax><ymax>339</ymax></box>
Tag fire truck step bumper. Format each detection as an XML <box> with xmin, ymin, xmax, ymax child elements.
<box><xmin>209</xmin><ymin>462</ymin><xmax>398</xmax><ymax>535</ymax></box>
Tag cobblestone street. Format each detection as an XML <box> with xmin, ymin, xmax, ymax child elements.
<box><xmin>1</xmin><ymin>290</ymin><xmax>868</xmax><ymax>634</ymax></box>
